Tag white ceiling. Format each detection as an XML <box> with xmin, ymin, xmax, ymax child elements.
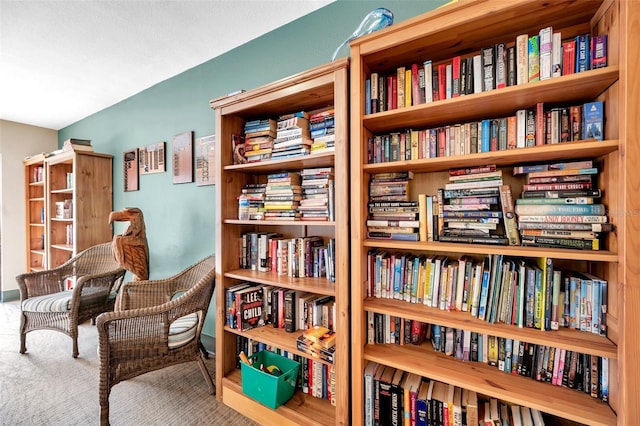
<box><xmin>0</xmin><ymin>0</ymin><xmax>335</xmax><ymax>130</ymax></box>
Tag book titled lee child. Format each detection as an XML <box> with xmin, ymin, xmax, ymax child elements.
<box><xmin>583</xmin><ymin>101</ymin><xmax>604</xmax><ymax>141</ymax></box>
<box><xmin>235</xmin><ymin>286</ymin><xmax>265</xmax><ymax>331</ymax></box>
<box><xmin>575</xmin><ymin>33</ymin><xmax>591</xmax><ymax>72</ymax></box>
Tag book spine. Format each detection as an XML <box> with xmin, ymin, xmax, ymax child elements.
<box><xmin>500</xmin><ymin>185</ymin><xmax>520</xmax><ymax>246</ymax></box>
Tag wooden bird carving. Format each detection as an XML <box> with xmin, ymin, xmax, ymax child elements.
<box><xmin>109</xmin><ymin>207</ymin><xmax>149</xmax><ymax>281</ymax></box>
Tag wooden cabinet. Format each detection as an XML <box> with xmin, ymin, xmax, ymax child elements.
<box><xmin>349</xmin><ymin>0</ymin><xmax>637</xmax><ymax>424</ymax></box>
<box><xmin>210</xmin><ymin>58</ymin><xmax>350</xmax><ymax>425</ymax></box>
<box><xmin>24</xmin><ymin>150</ymin><xmax>113</xmax><ymax>270</ymax></box>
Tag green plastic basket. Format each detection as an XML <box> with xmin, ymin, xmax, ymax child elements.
<box><xmin>241</xmin><ymin>350</ymin><xmax>300</xmax><ymax>409</ymax></box>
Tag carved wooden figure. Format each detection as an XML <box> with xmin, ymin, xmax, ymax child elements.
<box><xmin>109</xmin><ymin>207</ymin><xmax>149</xmax><ymax>281</ymax></box>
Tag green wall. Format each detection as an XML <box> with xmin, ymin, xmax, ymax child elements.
<box><xmin>58</xmin><ymin>0</ymin><xmax>446</xmax><ymax>336</ymax></box>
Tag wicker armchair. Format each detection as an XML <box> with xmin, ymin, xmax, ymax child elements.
<box><xmin>97</xmin><ymin>255</ymin><xmax>216</xmax><ymax>426</ymax></box>
<box><xmin>16</xmin><ymin>242</ymin><xmax>126</xmax><ymax>358</ymax></box>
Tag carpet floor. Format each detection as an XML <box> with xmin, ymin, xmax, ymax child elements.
<box><xmin>0</xmin><ymin>300</ymin><xmax>258</xmax><ymax>426</ymax></box>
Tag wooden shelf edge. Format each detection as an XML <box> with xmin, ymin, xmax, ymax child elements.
<box><xmin>363</xmin><ymin>344</ymin><xmax>616</xmax><ymax>426</ymax></box>
<box><xmin>364</xmin><ymin>298</ymin><xmax>617</xmax><ymax>358</ymax></box>
<box><xmin>362</xmin><ymin>139</ymin><xmax>619</xmax><ymax>174</ymax></box>
<box><xmin>362</xmin><ymin>240</ymin><xmax>618</xmax><ymax>262</ymax></box>
<box><xmin>224</xmin><ymin>269</ymin><xmax>336</xmax><ymax>296</ymax></box>
<box><xmin>225</xmin><ymin>219</ymin><xmax>335</xmax><ymax>227</ymax></box>
<box><xmin>50</xmin><ymin>244</ymin><xmax>73</xmax><ymax>251</ymax></box>
<box><xmin>223</xmin><ymin>152</ymin><xmax>335</xmax><ymax>173</ymax></box>
<box><xmin>222</xmin><ymin>371</ymin><xmax>336</xmax><ymax>426</ymax></box>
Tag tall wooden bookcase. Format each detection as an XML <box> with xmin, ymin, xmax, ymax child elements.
<box><xmin>24</xmin><ymin>149</ymin><xmax>114</xmax><ymax>271</ymax></box>
<box><xmin>349</xmin><ymin>0</ymin><xmax>639</xmax><ymax>424</ymax></box>
<box><xmin>210</xmin><ymin>58</ymin><xmax>350</xmax><ymax>425</ymax></box>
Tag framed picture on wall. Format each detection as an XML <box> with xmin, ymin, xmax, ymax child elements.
<box><xmin>139</xmin><ymin>141</ymin><xmax>166</xmax><ymax>175</ymax></box>
<box><xmin>195</xmin><ymin>134</ymin><xmax>215</xmax><ymax>186</ymax></box>
<box><xmin>123</xmin><ymin>148</ymin><xmax>139</xmax><ymax>191</ymax></box>
<box><xmin>172</xmin><ymin>131</ymin><xmax>194</xmax><ymax>184</ymax></box>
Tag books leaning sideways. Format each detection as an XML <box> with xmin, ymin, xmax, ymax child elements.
<box><xmin>514</xmin><ymin>159</ymin><xmax>612</xmax><ymax>250</ymax></box>
<box><xmin>62</xmin><ymin>138</ymin><xmax>93</xmax><ymax>153</ymax></box>
<box><xmin>308</xmin><ymin>106</ymin><xmax>336</xmax><ymax>154</ymax></box>
<box><xmin>271</xmin><ymin>111</ymin><xmax>312</xmax><ymax>160</ymax></box>
<box><xmin>244</xmin><ymin>118</ymin><xmax>276</xmax><ymax>163</ymax></box>
<box><xmin>438</xmin><ymin>165</ymin><xmax>509</xmax><ymax>245</ymax></box>
<box><xmin>367</xmin><ymin>171</ymin><xmax>419</xmax><ymax>241</ymax></box>
<box><xmin>263</xmin><ymin>171</ymin><xmax>302</xmax><ymax>221</ymax></box>
<box><xmin>296</xmin><ymin>325</ymin><xmax>336</xmax><ymax>364</ymax></box>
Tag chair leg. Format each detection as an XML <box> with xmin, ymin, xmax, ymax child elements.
<box><xmin>19</xmin><ymin>314</ymin><xmax>27</xmax><ymax>354</ymax></box>
<box><xmin>198</xmin><ymin>340</ymin><xmax>209</xmax><ymax>359</ymax></box>
<box><xmin>100</xmin><ymin>404</ymin><xmax>110</xmax><ymax>426</ymax></box>
<box><xmin>197</xmin><ymin>354</ymin><xmax>215</xmax><ymax>395</ymax></box>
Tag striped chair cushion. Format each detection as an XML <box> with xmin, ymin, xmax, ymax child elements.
<box><xmin>23</xmin><ymin>288</ymin><xmax>117</xmax><ymax>313</ymax></box>
<box><xmin>22</xmin><ymin>291</ymin><xmax>72</xmax><ymax>312</ymax></box>
<box><xmin>168</xmin><ymin>313</ymin><xmax>198</xmax><ymax>349</ymax></box>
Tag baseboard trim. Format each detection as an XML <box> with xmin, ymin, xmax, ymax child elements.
<box><xmin>1</xmin><ymin>289</ymin><xmax>20</xmax><ymax>302</ymax></box>
<box><xmin>200</xmin><ymin>333</ymin><xmax>215</xmax><ymax>356</ymax></box>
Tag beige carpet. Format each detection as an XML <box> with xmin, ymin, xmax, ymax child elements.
<box><xmin>0</xmin><ymin>301</ymin><xmax>258</xmax><ymax>425</ymax></box>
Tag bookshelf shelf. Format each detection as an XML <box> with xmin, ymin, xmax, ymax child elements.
<box><xmin>362</xmin><ymin>240</ymin><xmax>619</xmax><ymax>262</ymax></box>
<box><xmin>350</xmin><ymin>0</ymin><xmax>635</xmax><ymax>424</ymax></box>
<box><xmin>363</xmin><ymin>344</ymin><xmax>616</xmax><ymax>426</ymax></box>
<box><xmin>222</xmin><ymin>370</ymin><xmax>336</xmax><ymax>426</ymax></box>
<box><xmin>362</xmin><ymin>139</ymin><xmax>619</xmax><ymax>174</ymax></box>
<box><xmin>365</xmin><ymin>297</ymin><xmax>617</xmax><ymax>358</ymax></box>
<box><xmin>362</xmin><ymin>67</ymin><xmax>618</xmax><ymax>134</ymax></box>
<box><xmin>212</xmin><ymin>58</ymin><xmax>350</xmax><ymax>425</ymax></box>
<box><xmin>224</xmin><ymin>269</ymin><xmax>336</xmax><ymax>297</ymax></box>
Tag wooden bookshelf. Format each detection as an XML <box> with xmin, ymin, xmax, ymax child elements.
<box><xmin>24</xmin><ymin>150</ymin><xmax>113</xmax><ymax>271</ymax></box>
<box><xmin>211</xmin><ymin>58</ymin><xmax>350</xmax><ymax>425</ymax></box>
<box><xmin>350</xmin><ymin>0</ymin><xmax>638</xmax><ymax>424</ymax></box>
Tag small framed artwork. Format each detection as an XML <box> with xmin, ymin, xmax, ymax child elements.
<box><xmin>139</xmin><ymin>142</ymin><xmax>166</xmax><ymax>175</ymax></box>
<box><xmin>123</xmin><ymin>148</ymin><xmax>139</xmax><ymax>191</ymax></box>
<box><xmin>172</xmin><ymin>131</ymin><xmax>194</xmax><ymax>184</ymax></box>
<box><xmin>195</xmin><ymin>134</ymin><xmax>215</xmax><ymax>186</ymax></box>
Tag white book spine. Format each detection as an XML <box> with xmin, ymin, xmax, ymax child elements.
<box><xmin>516</xmin><ymin>34</ymin><xmax>529</xmax><ymax>85</ymax></box>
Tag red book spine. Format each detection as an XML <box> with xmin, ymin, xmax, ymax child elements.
<box><xmin>536</xmin><ymin>102</ymin><xmax>545</xmax><ymax>145</ymax></box>
<box><xmin>438</xmin><ymin>64</ymin><xmax>447</xmax><ymax>101</ymax></box>
<box><xmin>452</xmin><ymin>56</ymin><xmax>461</xmax><ymax>97</ymax></box>
<box><xmin>562</xmin><ymin>41</ymin><xmax>576</xmax><ymax>75</ymax></box>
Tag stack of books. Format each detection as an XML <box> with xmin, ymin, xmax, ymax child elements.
<box><xmin>263</xmin><ymin>172</ymin><xmax>302</xmax><ymax>221</ymax></box>
<box><xmin>243</xmin><ymin>119</ymin><xmax>276</xmax><ymax>162</ymax></box>
<box><xmin>296</xmin><ymin>325</ymin><xmax>336</xmax><ymax>364</ymax></box>
<box><xmin>367</xmin><ymin>172</ymin><xmax>418</xmax><ymax>241</ymax></box>
<box><xmin>240</xmin><ymin>183</ymin><xmax>266</xmax><ymax>220</ymax></box>
<box><xmin>309</xmin><ymin>106</ymin><xmax>335</xmax><ymax>154</ymax></box>
<box><xmin>515</xmin><ymin>160</ymin><xmax>611</xmax><ymax>250</ymax></box>
<box><xmin>272</xmin><ymin>111</ymin><xmax>312</xmax><ymax>160</ymax></box>
<box><xmin>438</xmin><ymin>165</ymin><xmax>508</xmax><ymax>245</ymax></box>
<box><xmin>298</xmin><ymin>167</ymin><xmax>334</xmax><ymax>221</ymax></box>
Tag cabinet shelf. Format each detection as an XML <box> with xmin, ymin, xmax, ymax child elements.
<box><xmin>224</xmin><ymin>269</ymin><xmax>336</xmax><ymax>297</ymax></box>
<box><xmin>51</xmin><ymin>244</ymin><xmax>73</xmax><ymax>251</ymax></box>
<box><xmin>224</xmin><ymin>152</ymin><xmax>335</xmax><ymax>173</ymax></box>
<box><xmin>224</xmin><ymin>325</ymin><xmax>334</xmax><ymax>367</ymax></box>
<box><xmin>225</xmin><ymin>219</ymin><xmax>335</xmax><ymax>227</ymax></box>
<box><xmin>29</xmin><ymin>197</ymin><xmax>45</xmax><ymax>202</ymax></box>
<box><xmin>362</xmin><ymin>240</ymin><xmax>618</xmax><ymax>262</ymax></box>
<box><xmin>362</xmin><ymin>67</ymin><xmax>618</xmax><ymax>134</ymax></box>
<box><xmin>364</xmin><ymin>344</ymin><xmax>616</xmax><ymax>426</ymax></box>
<box><xmin>362</xmin><ymin>139</ymin><xmax>619</xmax><ymax>174</ymax></box>
<box><xmin>50</xmin><ymin>188</ymin><xmax>73</xmax><ymax>194</ymax></box>
<box><xmin>364</xmin><ymin>297</ymin><xmax>616</xmax><ymax>358</ymax></box>
<box><xmin>29</xmin><ymin>223</ymin><xmax>45</xmax><ymax>227</ymax></box>
<box><xmin>222</xmin><ymin>370</ymin><xmax>336</xmax><ymax>426</ymax></box>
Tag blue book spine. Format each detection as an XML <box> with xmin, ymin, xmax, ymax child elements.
<box><xmin>525</xmin><ymin>266</ymin><xmax>536</xmax><ymax>328</ymax></box>
<box><xmin>575</xmin><ymin>33</ymin><xmax>591</xmax><ymax>72</ymax></box>
<box><xmin>365</xmin><ymin>79</ymin><xmax>371</xmax><ymax>115</ymax></box>
<box><xmin>478</xmin><ymin>269</ymin><xmax>491</xmax><ymax>320</ymax></box>
<box><xmin>393</xmin><ymin>256</ymin><xmax>404</xmax><ymax>300</ymax></box>
<box><xmin>583</xmin><ymin>101</ymin><xmax>604</xmax><ymax>141</ymax></box>
<box><xmin>481</xmin><ymin>119</ymin><xmax>491</xmax><ymax>152</ymax></box>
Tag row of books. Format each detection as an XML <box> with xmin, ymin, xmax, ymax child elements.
<box><xmin>236</xmin><ymin>337</ymin><xmax>336</xmax><ymax>406</ymax></box>
<box><xmin>364</xmin><ymin>361</ymin><xmax>551</xmax><ymax>426</ymax></box>
<box><xmin>367</xmin><ymin>160</ymin><xmax>612</xmax><ymax>251</ymax></box>
<box><xmin>428</xmin><ymin>324</ymin><xmax>608</xmax><ymax>401</ymax></box>
<box><xmin>31</xmin><ymin>165</ymin><xmax>44</xmax><ymax>183</ymax></box>
<box><xmin>366</xmin><ymin>252</ymin><xmax>608</xmax><ymax>336</ymax></box>
<box><xmin>226</xmin><ymin>281</ymin><xmax>336</xmax><ymax>333</ymax></box>
<box><xmin>364</xmin><ymin>26</ymin><xmax>607</xmax><ymax>115</ymax></box>
<box><xmin>238</xmin><ymin>232</ymin><xmax>335</xmax><ymax>280</ymax></box>
<box><xmin>232</xmin><ymin>107</ymin><xmax>336</xmax><ymax>165</ymax></box>
<box><xmin>366</xmin><ymin>100</ymin><xmax>603</xmax><ymax>164</ymax></box>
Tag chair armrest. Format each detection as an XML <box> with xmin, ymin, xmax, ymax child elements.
<box><xmin>69</xmin><ymin>268</ymin><xmax>126</xmax><ymax>309</ymax></box>
<box><xmin>15</xmin><ymin>266</ymin><xmax>70</xmax><ymax>300</ymax></box>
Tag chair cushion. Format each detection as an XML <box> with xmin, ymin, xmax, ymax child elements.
<box><xmin>22</xmin><ymin>291</ymin><xmax>71</xmax><ymax>312</ymax></box>
<box><xmin>22</xmin><ymin>288</ymin><xmax>117</xmax><ymax>313</ymax></box>
<box><xmin>168</xmin><ymin>313</ymin><xmax>198</xmax><ymax>349</ymax></box>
